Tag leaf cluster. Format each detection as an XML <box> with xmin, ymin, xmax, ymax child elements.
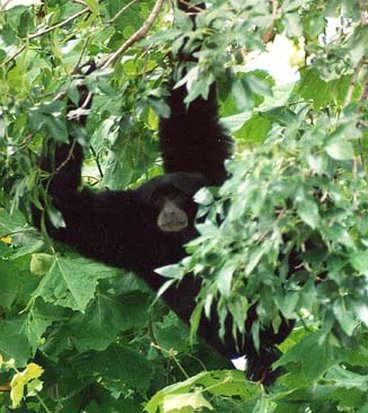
<box><xmin>1</xmin><ymin>0</ymin><xmax>368</xmax><ymax>412</ymax></box>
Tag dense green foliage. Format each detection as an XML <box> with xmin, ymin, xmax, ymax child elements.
<box><xmin>0</xmin><ymin>0</ymin><xmax>368</xmax><ymax>411</ymax></box>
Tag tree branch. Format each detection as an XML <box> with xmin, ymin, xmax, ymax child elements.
<box><xmin>178</xmin><ymin>0</ymin><xmax>203</xmax><ymax>13</ymax></box>
<box><xmin>27</xmin><ymin>7</ymin><xmax>90</xmax><ymax>41</ymax></box>
<box><xmin>4</xmin><ymin>0</ymin><xmax>166</xmax><ymax>102</ymax></box>
<box><xmin>344</xmin><ymin>58</ymin><xmax>365</xmax><ymax>107</ymax></box>
<box><xmin>262</xmin><ymin>0</ymin><xmax>279</xmax><ymax>43</ymax></box>
<box><xmin>98</xmin><ymin>0</ymin><xmax>166</xmax><ymax>70</ymax></box>
<box><xmin>2</xmin><ymin>44</ymin><xmax>26</xmax><ymax>66</ymax></box>
<box><xmin>2</xmin><ymin>7</ymin><xmax>90</xmax><ymax>66</ymax></box>
<box><xmin>106</xmin><ymin>0</ymin><xmax>140</xmax><ymax>24</ymax></box>
<box><xmin>359</xmin><ymin>0</ymin><xmax>367</xmax><ymax>26</ymax></box>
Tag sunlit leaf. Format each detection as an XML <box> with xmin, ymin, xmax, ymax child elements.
<box><xmin>10</xmin><ymin>373</ymin><xmax>27</xmax><ymax>408</ymax></box>
<box><xmin>326</xmin><ymin>139</ymin><xmax>354</xmax><ymax>160</ymax></box>
<box><xmin>163</xmin><ymin>391</ymin><xmax>213</xmax><ymax>412</ymax></box>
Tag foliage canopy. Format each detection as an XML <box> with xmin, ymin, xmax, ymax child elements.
<box><xmin>0</xmin><ymin>0</ymin><xmax>368</xmax><ymax>412</ymax></box>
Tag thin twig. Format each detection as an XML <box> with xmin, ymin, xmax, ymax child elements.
<box><xmin>55</xmin><ymin>139</ymin><xmax>78</xmax><ymax>174</ymax></box>
<box><xmin>344</xmin><ymin>58</ymin><xmax>365</xmax><ymax>107</ymax></box>
<box><xmin>107</xmin><ymin>0</ymin><xmax>140</xmax><ymax>24</ymax></box>
<box><xmin>350</xmin><ymin>0</ymin><xmax>368</xmax><ymax>171</ymax></box>
<box><xmin>52</xmin><ymin>90</ymin><xmax>67</xmax><ymax>103</ymax></box>
<box><xmin>357</xmin><ymin>69</ymin><xmax>368</xmax><ymax>171</ymax></box>
<box><xmin>52</xmin><ymin>58</ymin><xmax>95</xmax><ymax>104</ymax></box>
<box><xmin>360</xmin><ymin>81</ymin><xmax>368</xmax><ymax>101</ymax></box>
<box><xmin>74</xmin><ymin>36</ymin><xmax>92</xmax><ymax>70</ymax></box>
<box><xmin>2</xmin><ymin>7</ymin><xmax>90</xmax><ymax>67</ymax></box>
<box><xmin>262</xmin><ymin>0</ymin><xmax>278</xmax><ymax>43</ymax></box>
<box><xmin>18</xmin><ymin>134</ymin><xmax>34</xmax><ymax>148</ymax></box>
<box><xmin>27</xmin><ymin>8</ymin><xmax>90</xmax><ymax>40</ymax></box>
<box><xmin>98</xmin><ymin>0</ymin><xmax>166</xmax><ymax>70</ymax></box>
<box><xmin>0</xmin><ymin>0</ymin><xmax>12</xmax><ymax>10</ymax></box>
<box><xmin>2</xmin><ymin>44</ymin><xmax>26</xmax><ymax>66</ymax></box>
<box><xmin>89</xmin><ymin>144</ymin><xmax>104</xmax><ymax>178</ymax></box>
<box><xmin>359</xmin><ymin>0</ymin><xmax>367</xmax><ymax>26</ymax></box>
<box><xmin>178</xmin><ymin>0</ymin><xmax>203</xmax><ymax>12</ymax></box>
<box><xmin>0</xmin><ymin>384</ymin><xmax>10</xmax><ymax>391</ymax></box>
<box><xmin>5</xmin><ymin>0</ymin><xmax>165</xmax><ymax>85</ymax></box>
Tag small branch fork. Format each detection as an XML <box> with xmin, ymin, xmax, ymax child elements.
<box><xmin>3</xmin><ymin>0</ymin><xmax>166</xmax><ymax>71</ymax></box>
<box><xmin>36</xmin><ymin>0</ymin><xmax>166</xmax><ymax>103</ymax></box>
<box><xmin>28</xmin><ymin>8</ymin><xmax>90</xmax><ymax>41</ymax></box>
<box><xmin>97</xmin><ymin>0</ymin><xmax>166</xmax><ymax>70</ymax></box>
<box><xmin>345</xmin><ymin>0</ymin><xmax>368</xmax><ymax>172</ymax></box>
<box><xmin>344</xmin><ymin>0</ymin><xmax>368</xmax><ymax>107</ymax></box>
<box><xmin>42</xmin><ymin>0</ymin><xmax>166</xmax><ymax>179</ymax></box>
<box><xmin>2</xmin><ymin>7</ymin><xmax>90</xmax><ymax>66</ymax></box>
<box><xmin>178</xmin><ymin>0</ymin><xmax>203</xmax><ymax>12</ymax></box>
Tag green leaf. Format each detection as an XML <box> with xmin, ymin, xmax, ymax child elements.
<box><xmin>357</xmin><ymin>404</ymin><xmax>368</xmax><ymax>413</ymax></box>
<box><xmin>85</xmin><ymin>0</ymin><xmax>99</xmax><ymax>15</ymax></box>
<box><xmin>326</xmin><ymin>366</ymin><xmax>368</xmax><ymax>391</ymax></box>
<box><xmin>245</xmin><ymin>246</ymin><xmax>266</xmax><ymax>276</ymax></box>
<box><xmin>45</xmin><ymin>116</ymin><xmax>69</xmax><ymax>143</ymax></box>
<box><xmin>216</xmin><ymin>261</ymin><xmax>237</xmax><ymax>296</ymax></box>
<box><xmin>26</xmin><ymin>301</ymin><xmax>60</xmax><ymax>353</ymax></box>
<box><xmin>333</xmin><ymin>300</ymin><xmax>357</xmax><ymax>336</ymax></box>
<box><xmin>297</xmin><ymin>198</ymin><xmax>320</xmax><ymax>229</ymax></box>
<box><xmin>145</xmin><ymin>370</ymin><xmax>261</xmax><ymax>413</ymax></box>
<box><xmin>0</xmin><ymin>316</ymin><xmax>32</xmax><ymax>366</ymax></box>
<box><xmin>277</xmin><ymin>332</ymin><xmax>333</xmax><ymax>381</ymax></box>
<box><xmin>246</xmin><ymin>75</ymin><xmax>272</xmax><ymax>97</ymax></box>
<box><xmin>228</xmin><ymin>295</ymin><xmax>249</xmax><ymax>333</ymax></box>
<box><xmin>0</xmin><ymin>208</ymin><xmax>26</xmax><ymax>237</ymax></box>
<box><xmin>196</xmin><ymin>221</ymin><xmax>219</xmax><ymax>237</ymax></box>
<box><xmin>0</xmin><ymin>261</ymin><xmax>22</xmax><ymax>309</ymax></box>
<box><xmin>30</xmin><ymin>253</ymin><xmax>54</xmax><ymax>276</ymax></box>
<box><xmin>82</xmin><ymin>344</ymin><xmax>154</xmax><ymax>392</ymax></box>
<box><xmin>284</xmin><ymin>12</ymin><xmax>303</xmax><ymax>37</ymax></box>
<box><xmin>174</xmin><ymin>8</ymin><xmax>193</xmax><ymax>31</ymax></box>
<box><xmin>326</xmin><ymin>139</ymin><xmax>354</xmax><ymax>160</ymax></box>
<box><xmin>194</xmin><ymin>187</ymin><xmax>214</xmax><ymax>206</ymax></box>
<box><xmin>350</xmin><ymin>252</ymin><xmax>368</xmax><ymax>273</ymax></box>
<box><xmin>155</xmin><ymin>263</ymin><xmax>185</xmax><ymax>279</ymax></box>
<box><xmin>296</xmin><ymin>68</ymin><xmax>350</xmax><ymax>109</ymax></box>
<box><xmin>233</xmin><ymin>113</ymin><xmax>271</xmax><ymax>143</ymax></box>
<box><xmin>277</xmin><ymin>291</ymin><xmax>299</xmax><ymax>319</ymax></box>
<box><xmin>33</xmin><ymin>256</ymin><xmax>119</xmax><ymax>312</ymax></box>
<box><xmin>69</xmin><ymin>291</ymin><xmax>149</xmax><ymax>352</ymax></box>
<box><xmin>232</xmin><ymin>78</ymin><xmax>252</xmax><ymax>111</ymax></box>
<box><xmin>163</xmin><ymin>391</ymin><xmax>213</xmax><ymax>412</ymax></box>
<box><xmin>154</xmin><ymin>314</ymin><xmax>193</xmax><ymax>353</ymax></box>
<box><xmin>353</xmin><ymin>301</ymin><xmax>368</xmax><ymax>327</ymax></box>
